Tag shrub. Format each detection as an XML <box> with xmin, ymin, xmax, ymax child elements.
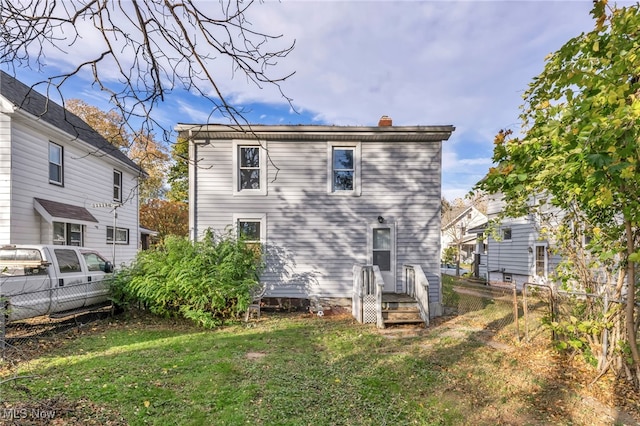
<box><xmin>110</xmin><ymin>229</ymin><xmax>263</xmax><ymax>327</ymax></box>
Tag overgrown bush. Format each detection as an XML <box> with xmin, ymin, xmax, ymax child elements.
<box><xmin>110</xmin><ymin>229</ymin><xmax>263</xmax><ymax>327</ymax></box>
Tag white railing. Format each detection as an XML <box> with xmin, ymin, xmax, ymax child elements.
<box><xmin>403</xmin><ymin>264</ymin><xmax>430</xmax><ymax>326</ymax></box>
<box><xmin>352</xmin><ymin>264</ymin><xmax>385</xmax><ymax>327</ymax></box>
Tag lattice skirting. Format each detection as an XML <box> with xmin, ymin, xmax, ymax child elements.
<box><xmin>363</xmin><ymin>294</ymin><xmax>377</xmax><ymax>324</ymax></box>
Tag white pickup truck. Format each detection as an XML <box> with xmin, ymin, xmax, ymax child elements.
<box><xmin>0</xmin><ymin>245</ymin><xmax>114</xmax><ymax>322</ymax></box>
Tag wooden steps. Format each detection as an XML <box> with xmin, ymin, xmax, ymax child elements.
<box><xmin>381</xmin><ymin>293</ymin><xmax>425</xmax><ymax>327</ymax></box>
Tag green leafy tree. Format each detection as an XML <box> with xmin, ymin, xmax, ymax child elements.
<box><xmin>67</xmin><ymin>99</ymin><xmax>169</xmax><ymax>203</ymax></box>
<box><xmin>167</xmin><ymin>138</ymin><xmax>189</xmax><ymax>203</ymax></box>
<box><xmin>478</xmin><ymin>1</ymin><xmax>640</xmax><ymax>386</ymax></box>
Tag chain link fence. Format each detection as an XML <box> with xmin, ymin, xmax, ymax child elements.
<box><xmin>442</xmin><ymin>277</ymin><xmax>639</xmax><ymax>354</ymax></box>
<box><xmin>1</xmin><ymin>281</ymin><xmax>114</xmax><ymax>363</ymax></box>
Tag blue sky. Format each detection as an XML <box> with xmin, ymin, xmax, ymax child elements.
<box><xmin>3</xmin><ymin>1</ymin><xmax>623</xmax><ymax>200</ymax></box>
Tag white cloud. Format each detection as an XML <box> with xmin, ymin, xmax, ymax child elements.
<box><xmin>14</xmin><ymin>0</ymin><xmax>626</xmax><ymax>198</ymax></box>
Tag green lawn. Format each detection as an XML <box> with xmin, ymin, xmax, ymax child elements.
<box><xmin>1</xmin><ymin>294</ymin><xmax>633</xmax><ymax>425</ymax></box>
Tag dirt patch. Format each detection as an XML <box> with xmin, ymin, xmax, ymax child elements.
<box><xmin>245</xmin><ymin>351</ymin><xmax>267</xmax><ymax>360</ymax></box>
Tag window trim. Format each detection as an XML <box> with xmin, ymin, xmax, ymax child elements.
<box><xmin>53</xmin><ymin>222</ymin><xmax>84</xmax><ymax>246</ymax></box>
<box><xmin>49</xmin><ymin>142</ymin><xmax>63</xmax><ymax>186</ymax></box>
<box><xmin>534</xmin><ymin>243</ymin><xmax>548</xmax><ymax>278</ymax></box>
<box><xmin>233</xmin><ymin>213</ymin><xmax>267</xmax><ymax>243</ymax></box>
<box><xmin>106</xmin><ymin>226</ymin><xmax>130</xmax><ymax>245</ymax></box>
<box><xmin>501</xmin><ymin>227</ymin><xmax>512</xmax><ymax>241</ymax></box>
<box><xmin>232</xmin><ymin>140</ymin><xmax>267</xmax><ymax>196</ymax></box>
<box><xmin>327</xmin><ymin>141</ymin><xmax>361</xmax><ymax>196</ymax></box>
<box><xmin>113</xmin><ymin>169</ymin><xmax>123</xmax><ymax>202</ymax></box>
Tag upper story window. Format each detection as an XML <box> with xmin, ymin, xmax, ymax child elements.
<box><xmin>502</xmin><ymin>227</ymin><xmax>512</xmax><ymax>241</ymax></box>
<box><xmin>49</xmin><ymin>142</ymin><xmax>63</xmax><ymax>185</ymax></box>
<box><xmin>232</xmin><ymin>141</ymin><xmax>267</xmax><ymax>195</ymax></box>
<box><xmin>327</xmin><ymin>142</ymin><xmax>361</xmax><ymax>195</ymax></box>
<box><xmin>113</xmin><ymin>170</ymin><xmax>123</xmax><ymax>202</ymax></box>
<box><xmin>332</xmin><ymin>148</ymin><xmax>354</xmax><ymax>191</ymax></box>
<box><xmin>239</xmin><ymin>147</ymin><xmax>260</xmax><ymax>189</ymax></box>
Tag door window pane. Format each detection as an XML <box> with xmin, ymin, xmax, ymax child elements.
<box><xmin>373</xmin><ymin>229</ymin><xmax>390</xmax><ymax>250</ymax></box>
<box><xmin>373</xmin><ymin>251</ymin><xmax>391</xmax><ymax>271</ymax></box>
<box><xmin>373</xmin><ymin>228</ymin><xmax>391</xmax><ymax>271</ymax></box>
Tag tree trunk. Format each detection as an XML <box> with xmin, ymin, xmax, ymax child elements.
<box><xmin>624</xmin><ymin>220</ymin><xmax>640</xmax><ymax>384</ymax></box>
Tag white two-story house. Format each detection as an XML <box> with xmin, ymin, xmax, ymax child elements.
<box><xmin>0</xmin><ymin>71</ymin><xmax>146</xmax><ymax>265</ymax></box>
<box><xmin>178</xmin><ymin>117</ymin><xmax>454</xmax><ymax>316</ymax></box>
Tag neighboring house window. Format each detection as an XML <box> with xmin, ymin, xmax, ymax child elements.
<box><xmin>53</xmin><ymin>222</ymin><xmax>83</xmax><ymax>246</ymax></box>
<box><xmin>326</xmin><ymin>142</ymin><xmax>361</xmax><ymax>195</ymax></box>
<box><xmin>232</xmin><ymin>141</ymin><xmax>267</xmax><ymax>195</ymax></box>
<box><xmin>49</xmin><ymin>142</ymin><xmax>63</xmax><ymax>185</ymax></box>
<box><xmin>113</xmin><ymin>170</ymin><xmax>123</xmax><ymax>202</ymax></box>
<box><xmin>535</xmin><ymin>245</ymin><xmax>547</xmax><ymax>277</ymax></box>
<box><xmin>107</xmin><ymin>226</ymin><xmax>130</xmax><ymax>244</ymax></box>
<box><xmin>502</xmin><ymin>227</ymin><xmax>512</xmax><ymax>241</ymax></box>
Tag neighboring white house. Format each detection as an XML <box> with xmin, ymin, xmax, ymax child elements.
<box><xmin>0</xmin><ymin>71</ymin><xmax>146</xmax><ymax>265</ymax></box>
<box><xmin>484</xmin><ymin>193</ymin><xmax>562</xmax><ymax>289</ymax></box>
<box><xmin>178</xmin><ymin>118</ymin><xmax>454</xmax><ymax>315</ymax></box>
<box><xmin>441</xmin><ymin>205</ymin><xmax>488</xmax><ymax>264</ymax></box>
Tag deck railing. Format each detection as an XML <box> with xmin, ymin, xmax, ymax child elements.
<box><xmin>403</xmin><ymin>264</ymin><xmax>430</xmax><ymax>326</ymax></box>
<box><xmin>352</xmin><ymin>264</ymin><xmax>384</xmax><ymax>327</ymax></box>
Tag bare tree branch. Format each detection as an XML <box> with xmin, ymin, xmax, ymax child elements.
<box><xmin>0</xmin><ymin>0</ymin><xmax>296</xmax><ymax>142</ymax></box>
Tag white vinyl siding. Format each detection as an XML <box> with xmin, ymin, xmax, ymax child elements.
<box><xmin>192</xmin><ymin>138</ymin><xmax>442</xmax><ymax>303</ymax></box>
<box><xmin>2</xmin><ymin>115</ymin><xmax>140</xmax><ymax>265</ymax></box>
<box><xmin>0</xmin><ymin>111</ymin><xmax>11</xmax><ymax>243</ymax></box>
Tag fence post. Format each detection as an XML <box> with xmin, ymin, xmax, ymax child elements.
<box><xmin>0</xmin><ymin>299</ymin><xmax>5</xmax><ymax>361</ymax></box>
<box><xmin>513</xmin><ymin>280</ymin><xmax>520</xmax><ymax>342</ymax></box>
<box><xmin>600</xmin><ymin>292</ymin><xmax>609</xmax><ymax>370</ymax></box>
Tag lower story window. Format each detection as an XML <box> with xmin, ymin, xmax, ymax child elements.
<box><xmin>233</xmin><ymin>214</ymin><xmax>266</xmax><ymax>255</ymax></box>
<box><xmin>53</xmin><ymin>222</ymin><xmax>84</xmax><ymax>246</ymax></box>
<box><xmin>107</xmin><ymin>226</ymin><xmax>130</xmax><ymax>244</ymax></box>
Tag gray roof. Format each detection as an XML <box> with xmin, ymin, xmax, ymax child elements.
<box><xmin>0</xmin><ymin>71</ymin><xmax>144</xmax><ymax>175</ymax></box>
<box><xmin>176</xmin><ymin>123</ymin><xmax>455</xmax><ymax>143</ymax></box>
<box><xmin>34</xmin><ymin>198</ymin><xmax>99</xmax><ymax>223</ymax></box>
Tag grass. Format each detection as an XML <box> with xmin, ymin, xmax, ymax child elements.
<box><xmin>1</xmin><ymin>283</ymin><xmax>638</xmax><ymax>425</ymax></box>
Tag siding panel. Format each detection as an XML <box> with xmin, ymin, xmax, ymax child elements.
<box><xmin>5</xmin><ymin>116</ymin><xmax>139</xmax><ymax>264</ymax></box>
<box><xmin>193</xmin><ymin>136</ymin><xmax>444</xmax><ymax>302</ymax></box>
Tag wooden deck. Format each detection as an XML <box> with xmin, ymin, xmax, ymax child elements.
<box><xmin>381</xmin><ymin>293</ymin><xmax>416</xmax><ymax>303</ymax></box>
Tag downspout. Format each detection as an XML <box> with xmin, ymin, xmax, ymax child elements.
<box><xmin>188</xmin><ymin>129</ymin><xmax>197</xmax><ymax>241</ymax></box>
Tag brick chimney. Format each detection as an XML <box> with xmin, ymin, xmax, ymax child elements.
<box><xmin>378</xmin><ymin>115</ymin><xmax>392</xmax><ymax>127</ymax></box>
